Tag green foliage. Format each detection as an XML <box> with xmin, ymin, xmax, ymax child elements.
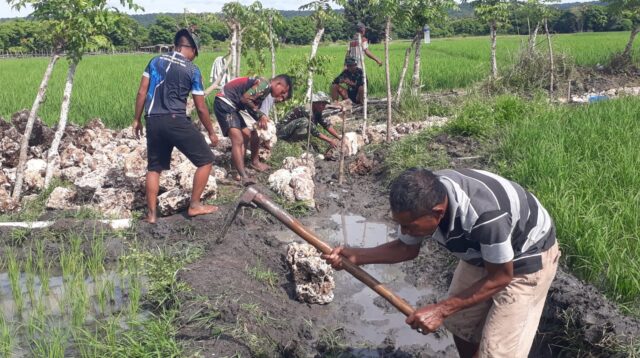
<box><xmin>496</xmin><ymin>97</ymin><xmax>640</xmax><ymax>310</ymax></box>
<box><xmin>7</xmin><ymin>0</ymin><xmax>142</xmax><ymax>63</ymax></box>
<box><xmin>147</xmin><ymin>15</ymin><xmax>177</xmax><ymax>45</ymax></box>
<box><xmin>383</xmin><ymin>129</ymin><xmax>449</xmax><ymax>183</ymax></box>
<box><xmin>120</xmin><ymin>245</ymin><xmax>203</xmax><ymax>309</ymax></box>
<box><xmin>246</xmin><ymin>259</ymin><xmax>279</xmax><ymax>288</ymax></box>
<box><xmin>445</xmin><ymin>94</ymin><xmax>530</xmax><ymax>137</ymax></box>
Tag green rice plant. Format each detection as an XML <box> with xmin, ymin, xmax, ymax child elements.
<box><xmin>35</xmin><ymin>239</ymin><xmax>50</xmax><ymax>297</ymax></box>
<box><xmin>494</xmin><ymin>97</ymin><xmax>640</xmax><ymax>311</ymax></box>
<box><xmin>24</xmin><ymin>250</ymin><xmax>37</xmax><ymax>311</ymax></box>
<box><xmin>29</xmin><ymin>324</ymin><xmax>69</xmax><ymax>358</ymax></box>
<box><xmin>0</xmin><ymin>314</ymin><xmax>13</xmax><ymax>357</ymax></box>
<box><xmin>5</xmin><ymin>247</ymin><xmax>24</xmax><ymax>318</ymax></box>
<box><xmin>8</xmin><ymin>228</ymin><xmax>29</xmax><ymax>246</ymax></box>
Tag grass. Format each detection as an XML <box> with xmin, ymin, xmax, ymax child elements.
<box><xmin>246</xmin><ymin>259</ymin><xmax>279</xmax><ymax>289</ymax></box>
<box><xmin>1</xmin><ymin>32</ymin><xmax>639</xmax><ymax>129</ymax></box>
<box><xmin>386</xmin><ymin>94</ymin><xmax>640</xmax><ymax>314</ymax></box>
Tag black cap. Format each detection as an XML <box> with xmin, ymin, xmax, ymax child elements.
<box><xmin>356</xmin><ymin>22</ymin><xmax>367</xmax><ymax>31</ymax></box>
<box><xmin>174</xmin><ymin>28</ymin><xmax>200</xmax><ymax>56</ymax></box>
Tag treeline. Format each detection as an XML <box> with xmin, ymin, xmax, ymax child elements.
<box><xmin>0</xmin><ymin>3</ymin><xmax>636</xmax><ymax>53</ymax></box>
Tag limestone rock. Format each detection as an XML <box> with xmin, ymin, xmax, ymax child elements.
<box><xmin>46</xmin><ymin>187</ymin><xmax>78</xmax><ymax>210</ymax></box>
<box><xmin>254</xmin><ymin>120</ymin><xmax>278</xmax><ymax>149</ymax></box>
<box><xmin>343</xmin><ymin>132</ymin><xmax>363</xmax><ymax>156</ymax></box>
<box><xmin>24</xmin><ymin>158</ymin><xmax>46</xmax><ymax>191</ymax></box>
<box><xmin>211</xmin><ymin>166</ymin><xmax>227</xmax><ymax>181</ymax></box>
<box><xmin>0</xmin><ymin>188</ymin><xmax>19</xmax><ymax>214</ymax></box>
<box><xmin>123</xmin><ymin>147</ymin><xmax>146</xmax><ymax>179</ymax></box>
<box><xmin>11</xmin><ymin>109</ymin><xmax>54</xmax><ymax>147</ymax></box>
<box><xmin>158</xmin><ymin>188</ymin><xmax>190</xmax><ymax>216</ymax></box>
<box><xmin>60</xmin><ymin>143</ymin><xmax>87</xmax><ymax>169</ymax></box>
<box><xmin>0</xmin><ymin>170</ymin><xmax>10</xmax><ymax>190</ymax></box>
<box><xmin>94</xmin><ymin>188</ymin><xmax>135</xmax><ymax>218</ymax></box>
<box><xmin>268</xmin><ymin>154</ymin><xmax>316</xmax><ymax>208</ymax></box>
<box><xmin>0</xmin><ymin>127</ymin><xmax>23</xmax><ymax>167</ymax></box>
<box><xmin>74</xmin><ymin>168</ymin><xmax>108</xmax><ymax>198</ymax></box>
<box><xmin>286</xmin><ymin>242</ymin><xmax>335</xmax><ymax>305</ymax></box>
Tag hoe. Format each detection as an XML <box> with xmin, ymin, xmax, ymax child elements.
<box><xmin>217</xmin><ymin>185</ymin><xmax>417</xmax><ymax>320</ymax></box>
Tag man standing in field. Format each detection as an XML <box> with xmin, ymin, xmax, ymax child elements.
<box><xmin>323</xmin><ymin>168</ymin><xmax>561</xmax><ymax>358</ymax></box>
<box><xmin>346</xmin><ymin>22</ymin><xmax>382</xmax><ymax>68</ymax></box>
<box><xmin>213</xmin><ymin>75</ymin><xmax>292</xmax><ymax>185</ymax></box>
<box><xmin>331</xmin><ymin>57</ymin><xmax>365</xmax><ymax>105</ymax></box>
<box><xmin>132</xmin><ymin>29</ymin><xmax>219</xmax><ymax>224</ymax></box>
<box><xmin>276</xmin><ymin>92</ymin><xmax>341</xmax><ymax>151</ymax></box>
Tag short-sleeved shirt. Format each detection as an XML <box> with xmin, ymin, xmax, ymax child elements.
<box><xmin>346</xmin><ymin>34</ymin><xmax>368</xmax><ymax>69</ymax></box>
<box><xmin>143</xmin><ymin>52</ymin><xmax>204</xmax><ymax>117</ymax></box>
<box><xmin>332</xmin><ymin>68</ymin><xmax>364</xmax><ymax>90</ymax></box>
<box><xmin>399</xmin><ymin>169</ymin><xmax>556</xmax><ymax>275</ymax></box>
<box><xmin>216</xmin><ymin>76</ymin><xmax>271</xmax><ymax>120</ymax></box>
<box><xmin>277</xmin><ymin>106</ymin><xmax>330</xmax><ymax>138</ymax></box>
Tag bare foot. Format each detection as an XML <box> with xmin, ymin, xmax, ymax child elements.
<box><xmin>188</xmin><ymin>204</ymin><xmax>219</xmax><ymax>217</ymax></box>
<box><xmin>143</xmin><ymin>213</ymin><xmax>157</xmax><ymax>224</ymax></box>
<box><xmin>249</xmin><ymin>161</ymin><xmax>270</xmax><ymax>172</ymax></box>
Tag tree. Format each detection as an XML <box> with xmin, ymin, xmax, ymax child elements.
<box><xmin>343</xmin><ymin>0</ymin><xmax>385</xmax><ymax>43</ymax></box>
<box><xmin>299</xmin><ymin>0</ymin><xmax>332</xmax><ymax>152</ymax></box>
<box><xmin>407</xmin><ymin>0</ymin><xmax>457</xmax><ymax>93</ymax></box>
<box><xmin>148</xmin><ymin>15</ymin><xmax>177</xmax><ymax>45</ymax></box>
<box><xmin>609</xmin><ymin>0</ymin><xmax>640</xmax><ymax>61</ymax></box>
<box><xmin>472</xmin><ymin>0</ymin><xmax>510</xmax><ymax>79</ymax></box>
<box><xmin>8</xmin><ymin>0</ymin><xmax>142</xmax><ymax>195</ymax></box>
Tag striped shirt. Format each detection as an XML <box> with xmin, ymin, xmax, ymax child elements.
<box><xmin>399</xmin><ymin>169</ymin><xmax>556</xmax><ymax>275</ymax></box>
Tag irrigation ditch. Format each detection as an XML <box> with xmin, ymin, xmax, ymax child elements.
<box><xmin>1</xmin><ymin>84</ymin><xmax>640</xmax><ymax>356</ymax></box>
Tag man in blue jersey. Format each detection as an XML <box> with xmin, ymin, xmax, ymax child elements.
<box><xmin>323</xmin><ymin>168</ymin><xmax>560</xmax><ymax>358</ymax></box>
<box><xmin>132</xmin><ymin>29</ymin><xmax>219</xmax><ymax>224</ymax></box>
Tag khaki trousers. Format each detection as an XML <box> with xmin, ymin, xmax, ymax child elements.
<box><xmin>443</xmin><ymin>243</ymin><xmax>560</xmax><ymax>358</ymax></box>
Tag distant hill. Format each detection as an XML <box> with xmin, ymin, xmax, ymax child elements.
<box><xmin>130</xmin><ymin>13</ymin><xmax>182</xmax><ymax>27</ymax></box>
<box><xmin>553</xmin><ymin>1</ymin><xmax>606</xmax><ymax>9</ymax></box>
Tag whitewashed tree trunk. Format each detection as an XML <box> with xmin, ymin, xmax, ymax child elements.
<box><xmin>490</xmin><ymin>20</ymin><xmax>498</xmax><ymax>79</ymax></box>
<box><xmin>396</xmin><ymin>35</ymin><xmax>418</xmax><ymax>104</ymax></box>
<box><xmin>230</xmin><ymin>27</ymin><xmax>238</xmax><ymax>79</ymax></box>
<box><xmin>12</xmin><ymin>53</ymin><xmax>60</xmax><ymax>200</ymax></box>
<box><xmin>545</xmin><ymin>18</ymin><xmax>555</xmax><ymax>97</ymax></box>
<box><xmin>236</xmin><ymin>27</ymin><xmax>243</xmax><ymax>78</ymax></box>
<box><xmin>44</xmin><ymin>61</ymin><xmax>77</xmax><ymax>188</ymax></box>
<box><xmin>411</xmin><ymin>30</ymin><xmax>423</xmax><ymax>95</ymax></box>
<box><xmin>528</xmin><ymin>22</ymin><xmax>540</xmax><ymax>50</ymax></box>
<box><xmin>358</xmin><ymin>33</ymin><xmax>368</xmax><ymax>134</ymax></box>
<box><xmin>623</xmin><ymin>25</ymin><xmax>640</xmax><ymax>60</ymax></box>
<box><xmin>269</xmin><ymin>20</ymin><xmax>279</xmax><ymax>123</ymax></box>
<box><xmin>384</xmin><ymin>18</ymin><xmax>392</xmax><ymax>143</ymax></box>
<box><xmin>306</xmin><ymin>27</ymin><xmax>325</xmax><ymax>154</ymax></box>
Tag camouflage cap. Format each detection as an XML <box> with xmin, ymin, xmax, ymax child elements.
<box><xmin>311</xmin><ymin>92</ymin><xmax>330</xmax><ymax>103</ymax></box>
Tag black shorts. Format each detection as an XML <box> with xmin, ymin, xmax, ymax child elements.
<box><xmin>145</xmin><ymin>114</ymin><xmax>214</xmax><ymax>172</ymax></box>
<box><xmin>214</xmin><ymin>97</ymin><xmax>246</xmax><ymax>137</ymax></box>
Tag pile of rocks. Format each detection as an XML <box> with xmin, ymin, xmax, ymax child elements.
<box><xmin>0</xmin><ymin>111</ymin><xmax>224</xmax><ymax>217</ymax></box>
<box><xmin>286</xmin><ymin>242</ymin><xmax>335</xmax><ymax>305</ymax></box>
<box><xmin>364</xmin><ymin>116</ymin><xmax>449</xmax><ymax>144</ymax></box>
<box><xmin>268</xmin><ymin>154</ymin><xmax>316</xmax><ymax>208</ymax></box>
<box><xmin>561</xmin><ymin>86</ymin><xmax>640</xmax><ymax>104</ymax></box>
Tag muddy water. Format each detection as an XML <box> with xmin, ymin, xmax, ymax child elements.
<box><xmin>276</xmin><ymin>213</ymin><xmax>456</xmax><ymax>355</ymax></box>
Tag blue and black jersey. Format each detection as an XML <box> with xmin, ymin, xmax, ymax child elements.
<box><xmin>143</xmin><ymin>52</ymin><xmax>204</xmax><ymax>117</ymax></box>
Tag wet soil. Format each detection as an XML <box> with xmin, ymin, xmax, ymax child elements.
<box><xmin>3</xmin><ymin>125</ymin><xmax>639</xmax><ymax>357</ymax></box>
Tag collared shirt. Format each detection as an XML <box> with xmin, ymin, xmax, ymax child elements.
<box><xmin>143</xmin><ymin>52</ymin><xmax>204</xmax><ymax>117</ymax></box>
<box><xmin>399</xmin><ymin>169</ymin><xmax>556</xmax><ymax>275</ymax></box>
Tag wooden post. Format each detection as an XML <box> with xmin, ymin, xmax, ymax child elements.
<box><xmin>306</xmin><ymin>27</ymin><xmax>326</xmax><ymax>157</ymax></box>
<box><xmin>358</xmin><ymin>33</ymin><xmax>368</xmax><ymax>134</ymax></box>
<box><xmin>545</xmin><ymin>18</ymin><xmax>555</xmax><ymax>98</ymax></box>
<box><xmin>338</xmin><ymin>110</ymin><xmax>347</xmax><ymax>185</ymax></box>
<box><xmin>384</xmin><ymin>18</ymin><xmax>392</xmax><ymax>143</ymax></box>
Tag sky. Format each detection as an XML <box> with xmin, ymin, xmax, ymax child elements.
<box><xmin>0</xmin><ymin>1</ymin><xmax>321</xmax><ymax>18</ymax></box>
<box><xmin>0</xmin><ymin>0</ymin><xmax>589</xmax><ymax>19</ymax></box>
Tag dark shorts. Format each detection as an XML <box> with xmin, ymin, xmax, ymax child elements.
<box><xmin>213</xmin><ymin>97</ymin><xmax>246</xmax><ymax>137</ymax></box>
<box><xmin>145</xmin><ymin>114</ymin><xmax>214</xmax><ymax>172</ymax></box>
